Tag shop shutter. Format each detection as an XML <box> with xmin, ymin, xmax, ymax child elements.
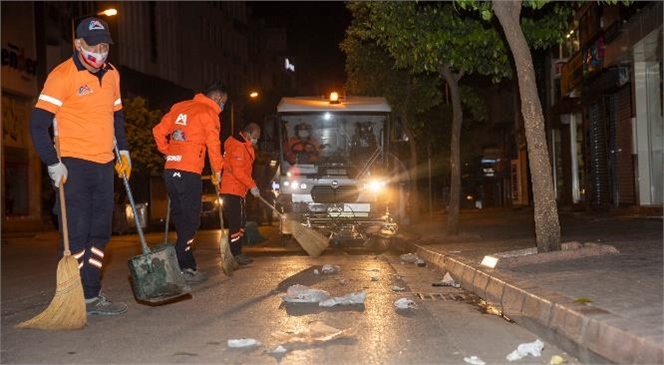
<box><xmin>614</xmin><ymin>85</ymin><xmax>635</xmax><ymax>204</ymax></box>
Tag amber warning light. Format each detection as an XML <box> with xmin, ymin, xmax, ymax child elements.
<box><xmin>329</xmin><ymin>92</ymin><xmax>340</xmax><ymax>104</ymax></box>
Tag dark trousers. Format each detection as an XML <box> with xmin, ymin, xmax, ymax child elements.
<box><xmin>221</xmin><ymin>194</ymin><xmax>246</xmax><ymax>256</ymax></box>
<box><xmin>163</xmin><ymin>169</ymin><xmax>202</xmax><ymax>271</ymax></box>
<box><xmin>54</xmin><ymin>157</ymin><xmax>113</xmax><ymax>299</ymax></box>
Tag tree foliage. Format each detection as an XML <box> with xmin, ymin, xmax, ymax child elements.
<box><xmin>123</xmin><ymin>96</ymin><xmax>163</xmax><ymax>175</ymax></box>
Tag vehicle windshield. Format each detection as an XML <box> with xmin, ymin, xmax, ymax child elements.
<box><xmin>279</xmin><ymin>113</ymin><xmax>387</xmax><ymax>176</ymax></box>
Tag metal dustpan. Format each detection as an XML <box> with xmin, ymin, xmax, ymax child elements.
<box><xmin>115</xmin><ymin>146</ymin><xmax>190</xmax><ymax>304</ymax></box>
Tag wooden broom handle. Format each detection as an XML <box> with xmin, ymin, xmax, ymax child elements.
<box><xmin>54</xmin><ymin>122</ymin><xmax>71</xmax><ymax>256</ymax></box>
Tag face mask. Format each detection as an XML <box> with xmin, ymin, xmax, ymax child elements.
<box><xmin>80</xmin><ymin>48</ymin><xmax>108</xmax><ymax>69</ymax></box>
<box><xmin>218</xmin><ymin>101</ymin><xmax>225</xmax><ymax>111</ymax></box>
<box><xmin>298</xmin><ymin>131</ymin><xmax>310</xmax><ymax>139</ymax></box>
<box><xmin>250</xmin><ymin>138</ymin><xmax>258</xmax><ymax>145</ymax></box>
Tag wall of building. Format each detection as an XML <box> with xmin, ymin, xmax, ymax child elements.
<box><xmin>1</xmin><ymin>2</ymin><xmax>44</xmax><ymax>232</ymax></box>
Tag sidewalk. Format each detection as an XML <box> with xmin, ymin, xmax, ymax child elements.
<box><xmin>398</xmin><ymin>207</ymin><xmax>663</xmax><ymax>364</ymax></box>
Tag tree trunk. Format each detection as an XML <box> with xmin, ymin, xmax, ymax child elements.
<box><xmin>402</xmin><ymin>116</ymin><xmax>420</xmax><ymax>222</ymax></box>
<box><xmin>439</xmin><ymin>66</ymin><xmax>463</xmax><ymax>235</ymax></box>
<box><xmin>492</xmin><ymin>0</ymin><xmax>561</xmax><ymax>252</ymax></box>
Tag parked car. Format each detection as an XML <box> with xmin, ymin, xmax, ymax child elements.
<box><xmin>200</xmin><ymin>175</ymin><xmax>222</xmax><ymax>229</ymax></box>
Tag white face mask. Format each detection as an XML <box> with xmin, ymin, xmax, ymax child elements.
<box><xmin>298</xmin><ymin>130</ymin><xmax>310</xmax><ymax>139</ymax></box>
<box><xmin>81</xmin><ymin>48</ymin><xmax>108</xmax><ymax>69</ymax></box>
<box><xmin>218</xmin><ymin>101</ymin><xmax>225</xmax><ymax>111</ymax></box>
<box><xmin>250</xmin><ymin>138</ymin><xmax>258</xmax><ymax>145</ymax></box>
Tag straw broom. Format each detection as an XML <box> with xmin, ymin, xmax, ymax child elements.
<box><xmin>16</xmin><ymin>120</ymin><xmax>86</xmax><ymax>330</ymax></box>
<box><xmin>257</xmin><ymin>195</ymin><xmax>329</xmax><ymax>257</ymax></box>
<box><xmin>214</xmin><ymin>181</ymin><xmax>238</xmax><ymax>275</ymax></box>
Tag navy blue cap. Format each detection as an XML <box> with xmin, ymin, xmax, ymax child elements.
<box><xmin>76</xmin><ymin>17</ymin><xmax>113</xmax><ymax>45</ymax></box>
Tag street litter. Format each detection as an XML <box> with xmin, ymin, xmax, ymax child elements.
<box><xmin>550</xmin><ymin>355</ymin><xmax>566</xmax><ymax>364</ymax></box>
<box><xmin>391</xmin><ymin>285</ymin><xmax>406</xmax><ymax>292</ymax></box>
<box><xmin>227</xmin><ymin>338</ymin><xmax>261</xmax><ymax>348</ymax></box>
<box><xmin>400</xmin><ymin>253</ymin><xmax>418</xmax><ymax>263</ymax></box>
<box><xmin>321</xmin><ymin>264</ymin><xmax>340</xmax><ymax>274</ymax></box>
<box><xmin>394</xmin><ymin>297</ymin><xmax>418</xmax><ymax>310</ymax></box>
<box><xmin>272</xmin><ymin>320</ymin><xmax>353</xmax><ymax>344</ymax></box>
<box><xmin>269</xmin><ymin>345</ymin><xmax>287</xmax><ymax>354</ymax></box>
<box><xmin>314</xmin><ymin>269</ymin><xmax>319</xmax><ymax>275</ymax></box>
<box><xmin>371</xmin><ymin>275</ymin><xmax>379</xmax><ymax>281</ymax></box>
<box><xmin>415</xmin><ymin>259</ymin><xmax>426</xmax><ymax>267</ymax></box>
<box><xmin>506</xmin><ymin>339</ymin><xmax>545</xmax><ymax>361</ymax></box>
<box><xmin>319</xmin><ymin>290</ymin><xmax>366</xmax><ymax>307</ymax></box>
<box><xmin>282</xmin><ymin>284</ymin><xmax>330</xmax><ymax>303</ymax></box>
<box><xmin>432</xmin><ymin>272</ymin><xmax>461</xmax><ymax>288</ymax></box>
<box><xmin>463</xmin><ymin>355</ymin><xmax>486</xmax><ymax>365</ymax></box>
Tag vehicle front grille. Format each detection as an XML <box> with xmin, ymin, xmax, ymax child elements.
<box><xmin>311</xmin><ymin>185</ymin><xmax>359</xmax><ymax>204</ymax></box>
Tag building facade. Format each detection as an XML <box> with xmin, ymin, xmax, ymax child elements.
<box><xmin>1</xmin><ymin>1</ymin><xmax>292</xmax><ymax>233</ymax></box>
<box><xmin>551</xmin><ymin>1</ymin><xmax>662</xmax><ymax>213</ymax></box>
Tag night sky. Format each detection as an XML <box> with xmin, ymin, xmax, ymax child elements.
<box><xmin>247</xmin><ymin>2</ymin><xmax>352</xmax><ymax>93</ymax></box>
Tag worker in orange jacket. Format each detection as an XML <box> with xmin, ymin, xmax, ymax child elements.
<box><xmin>29</xmin><ymin>17</ymin><xmax>129</xmax><ymax>316</ymax></box>
<box><xmin>219</xmin><ymin>122</ymin><xmax>261</xmax><ymax>266</ymax></box>
<box><xmin>152</xmin><ymin>81</ymin><xmax>227</xmax><ymax>284</ymax></box>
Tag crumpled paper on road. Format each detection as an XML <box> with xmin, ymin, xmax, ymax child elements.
<box><xmin>282</xmin><ymin>284</ymin><xmax>330</xmax><ymax>303</ymax></box>
<box><xmin>394</xmin><ymin>297</ymin><xmax>418</xmax><ymax>309</ymax></box>
<box><xmin>321</xmin><ymin>264</ymin><xmax>340</xmax><ymax>274</ymax></box>
<box><xmin>319</xmin><ymin>290</ymin><xmax>366</xmax><ymax>307</ymax></box>
<box><xmin>506</xmin><ymin>339</ymin><xmax>545</xmax><ymax>361</ymax></box>
<box><xmin>399</xmin><ymin>253</ymin><xmax>419</xmax><ymax>263</ymax></box>
<box><xmin>227</xmin><ymin>338</ymin><xmax>261</xmax><ymax>348</ymax></box>
<box><xmin>272</xmin><ymin>321</ymin><xmax>354</xmax><ymax>344</ymax></box>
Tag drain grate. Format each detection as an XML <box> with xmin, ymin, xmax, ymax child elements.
<box><xmin>414</xmin><ymin>292</ymin><xmax>474</xmax><ymax>301</ymax></box>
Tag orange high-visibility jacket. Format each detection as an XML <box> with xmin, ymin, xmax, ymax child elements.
<box><xmin>219</xmin><ymin>133</ymin><xmax>256</xmax><ymax>197</ymax></box>
<box><xmin>152</xmin><ymin>93</ymin><xmax>223</xmax><ymax>174</ymax></box>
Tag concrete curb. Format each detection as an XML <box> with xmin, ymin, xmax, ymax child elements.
<box><xmin>407</xmin><ymin>242</ymin><xmax>664</xmax><ymax>365</ymax></box>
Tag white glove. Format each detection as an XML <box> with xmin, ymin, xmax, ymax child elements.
<box><xmin>250</xmin><ymin>186</ymin><xmax>260</xmax><ymax>198</ymax></box>
<box><xmin>47</xmin><ymin>162</ymin><xmax>68</xmax><ymax>187</ymax></box>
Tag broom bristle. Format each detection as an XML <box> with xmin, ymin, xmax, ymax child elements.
<box><xmin>15</xmin><ymin>255</ymin><xmax>86</xmax><ymax>330</ymax></box>
<box><xmin>219</xmin><ymin>229</ymin><xmax>238</xmax><ymax>276</ymax></box>
<box><xmin>291</xmin><ymin>221</ymin><xmax>329</xmax><ymax>258</ymax></box>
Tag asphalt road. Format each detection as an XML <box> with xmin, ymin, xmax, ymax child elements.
<box><xmin>2</xmin><ymin>226</ymin><xmax>580</xmax><ymax>364</ymax></box>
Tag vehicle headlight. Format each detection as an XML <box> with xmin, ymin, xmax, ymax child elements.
<box><xmin>367</xmin><ymin>180</ymin><xmax>386</xmax><ymax>193</ymax></box>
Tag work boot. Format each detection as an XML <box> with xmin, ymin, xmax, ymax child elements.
<box><xmin>234</xmin><ymin>254</ymin><xmax>254</xmax><ymax>266</ymax></box>
<box><xmin>86</xmin><ymin>293</ymin><xmax>128</xmax><ymax>316</ymax></box>
<box><xmin>181</xmin><ymin>268</ymin><xmax>208</xmax><ymax>284</ymax></box>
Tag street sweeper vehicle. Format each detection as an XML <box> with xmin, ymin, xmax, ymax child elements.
<box><xmin>267</xmin><ymin>92</ymin><xmax>408</xmax><ymax>253</ymax></box>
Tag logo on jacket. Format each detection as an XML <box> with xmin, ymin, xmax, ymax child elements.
<box><xmin>166</xmin><ymin>155</ymin><xmax>182</xmax><ymax>162</ymax></box>
<box><xmin>77</xmin><ymin>84</ymin><xmax>93</xmax><ymax>96</ymax></box>
<box><xmin>175</xmin><ymin>113</ymin><xmax>188</xmax><ymax>125</ymax></box>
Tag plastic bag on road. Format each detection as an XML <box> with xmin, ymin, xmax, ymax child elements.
<box><xmin>506</xmin><ymin>339</ymin><xmax>545</xmax><ymax>361</ymax></box>
<box><xmin>319</xmin><ymin>290</ymin><xmax>366</xmax><ymax>307</ymax></box>
<box><xmin>282</xmin><ymin>284</ymin><xmax>330</xmax><ymax>303</ymax></box>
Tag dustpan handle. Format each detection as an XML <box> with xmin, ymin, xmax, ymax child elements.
<box><xmin>164</xmin><ymin>198</ymin><xmax>171</xmax><ymax>244</ymax></box>
<box><xmin>113</xmin><ymin>143</ymin><xmax>150</xmax><ymax>254</ymax></box>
